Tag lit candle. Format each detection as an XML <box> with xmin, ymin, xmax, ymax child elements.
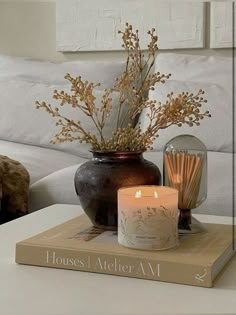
<box><xmin>118</xmin><ymin>186</ymin><xmax>179</xmax><ymax>250</ymax></box>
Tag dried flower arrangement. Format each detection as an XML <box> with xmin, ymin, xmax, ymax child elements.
<box><xmin>35</xmin><ymin>23</ymin><xmax>211</xmax><ymax>152</ymax></box>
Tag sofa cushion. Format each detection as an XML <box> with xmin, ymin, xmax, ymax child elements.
<box><xmin>0</xmin><ymin>140</ymin><xmax>86</xmax><ymax>184</ymax></box>
<box><xmin>0</xmin><ymin>54</ymin><xmax>127</xmax><ymax>158</ymax></box>
<box><xmin>151</xmin><ymin>53</ymin><xmax>232</xmax><ymax>87</ymax></box>
<box><xmin>29</xmin><ymin>151</ymin><xmax>233</xmax><ymax>217</ymax></box>
<box><xmin>29</xmin><ymin>164</ymin><xmax>81</xmax><ymax>212</ymax></box>
<box><xmin>0</xmin><ymin>54</ymin><xmax>126</xmax><ymax>88</ymax></box>
<box><xmin>140</xmin><ymin>80</ymin><xmax>232</xmax><ymax>152</ymax></box>
<box><xmin>0</xmin><ymin>79</ymin><xmax>122</xmax><ymax>158</ymax></box>
<box><xmin>139</xmin><ymin>53</ymin><xmax>233</xmax><ymax>152</ymax></box>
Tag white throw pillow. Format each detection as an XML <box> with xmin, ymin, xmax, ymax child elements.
<box><xmin>0</xmin><ymin>79</ymin><xmax>122</xmax><ymax>158</ymax></box>
<box><xmin>0</xmin><ymin>54</ymin><xmax>127</xmax><ymax>157</ymax></box>
<box><xmin>139</xmin><ymin>53</ymin><xmax>233</xmax><ymax>152</ymax></box>
<box><xmin>0</xmin><ymin>54</ymin><xmax>126</xmax><ymax>88</ymax></box>
<box><xmin>152</xmin><ymin>53</ymin><xmax>232</xmax><ymax>87</ymax></box>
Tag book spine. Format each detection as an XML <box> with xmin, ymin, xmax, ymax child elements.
<box><xmin>15</xmin><ymin>243</ymin><xmax>212</xmax><ymax>287</ymax></box>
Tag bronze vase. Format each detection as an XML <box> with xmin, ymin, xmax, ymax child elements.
<box><xmin>74</xmin><ymin>151</ymin><xmax>161</xmax><ymax>230</ymax></box>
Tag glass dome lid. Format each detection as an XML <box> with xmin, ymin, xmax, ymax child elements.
<box><xmin>163</xmin><ymin>134</ymin><xmax>207</xmax><ymax>234</ymax></box>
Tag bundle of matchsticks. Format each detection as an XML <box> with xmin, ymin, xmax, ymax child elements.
<box><xmin>164</xmin><ymin>151</ymin><xmax>204</xmax><ymax>210</ymax></box>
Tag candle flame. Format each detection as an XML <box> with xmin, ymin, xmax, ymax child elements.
<box><xmin>135</xmin><ymin>190</ymin><xmax>142</xmax><ymax>198</ymax></box>
<box><xmin>154</xmin><ymin>191</ymin><xmax>158</xmax><ymax>198</ymax></box>
<box><xmin>174</xmin><ymin>174</ymin><xmax>182</xmax><ymax>184</ymax></box>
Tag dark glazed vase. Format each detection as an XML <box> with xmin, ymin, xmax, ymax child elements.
<box><xmin>74</xmin><ymin>151</ymin><xmax>161</xmax><ymax>230</ymax></box>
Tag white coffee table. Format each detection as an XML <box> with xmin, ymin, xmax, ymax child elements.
<box><xmin>1</xmin><ymin>204</ymin><xmax>235</xmax><ymax>315</ymax></box>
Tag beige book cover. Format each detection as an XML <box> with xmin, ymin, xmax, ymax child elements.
<box><xmin>15</xmin><ymin>214</ymin><xmax>235</xmax><ymax>288</ymax></box>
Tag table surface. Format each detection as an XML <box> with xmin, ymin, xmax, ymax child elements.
<box><xmin>1</xmin><ymin>204</ymin><xmax>235</xmax><ymax>315</ymax></box>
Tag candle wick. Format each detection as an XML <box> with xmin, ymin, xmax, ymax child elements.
<box><xmin>154</xmin><ymin>191</ymin><xmax>158</xmax><ymax>198</ymax></box>
<box><xmin>135</xmin><ymin>190</ymin><xmax>142</xmax><ymax>198</ymax></box>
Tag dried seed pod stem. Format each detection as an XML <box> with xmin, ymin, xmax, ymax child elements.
<box><xmin>35</xmin><ymin>24</ymin><xmax>210</xmax><ymax>152</ymax></box>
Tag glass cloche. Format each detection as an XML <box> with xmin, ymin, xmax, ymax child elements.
<box><xmin>163</xmin><ymin>134</ymin><xmax>207</xmax><ymax>234</ymax></box>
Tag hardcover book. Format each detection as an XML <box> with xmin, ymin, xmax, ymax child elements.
<box><xmin>15</xmin><ymin>214</ymin><xmax>235</xmax><ymax>288</ymax></box>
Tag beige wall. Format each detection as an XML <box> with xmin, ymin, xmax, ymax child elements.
<box><xmin>0</xmin><ymin>1</ymin><xmax>233</xmax><ymax>62</ymax></box>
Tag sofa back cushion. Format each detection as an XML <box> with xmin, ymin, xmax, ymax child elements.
<box><xmin>0</xmin><ymin>55</ymin><xmax>126</xmax><ymax>158</ymax></box>
<box><xmin>0</xmin><ymin>54</ymin><xmax>125</xmax><ymax>88</ymax></box>
<box><xmin>139</xmin><ymin>53</ymin><xmax>233</xmax><ymax>152</ymax></box>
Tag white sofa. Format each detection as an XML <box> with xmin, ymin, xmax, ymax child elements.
<box><xmin>0</xmin><ymin>53</ymin><xmax>234</xmax><ymax>217</ymax></box>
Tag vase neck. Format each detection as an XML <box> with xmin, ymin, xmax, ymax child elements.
<box><xmin>92</xmin><ymin>151</ymin><xmax>144</xmax><ymax>162</ymax></box>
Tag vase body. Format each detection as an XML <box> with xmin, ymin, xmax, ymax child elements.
<box><xmin>74</xmin><ymin>151</ymin><xmax>161</xmax><ymax>230</ymax></box>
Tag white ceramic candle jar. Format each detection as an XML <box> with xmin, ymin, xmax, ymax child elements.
<box><xmin>118</xmin><ymin>186</ymin><xmax>179</xmax><ymax>250</ymax></box>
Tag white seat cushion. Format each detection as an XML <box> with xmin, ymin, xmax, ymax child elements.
<box><xmin>29</xmin><ymin>164</ymin><xmax>81</xmax><ymax>212</ymax></box>
<box><xmin>0</xmin><ymin>140</ymin><xmax>86</xmax><ymax>184</ymax></box>
<box><xmin>29</xmin><ymin>151</ymin><xmax>233</xmax><ymax>216</ymax></box>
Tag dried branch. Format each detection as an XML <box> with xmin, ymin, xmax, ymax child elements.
<box><xmin>35</xmin><ymin>23</ymin><xmax>211</xmax><ymax>152</ymax></box>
